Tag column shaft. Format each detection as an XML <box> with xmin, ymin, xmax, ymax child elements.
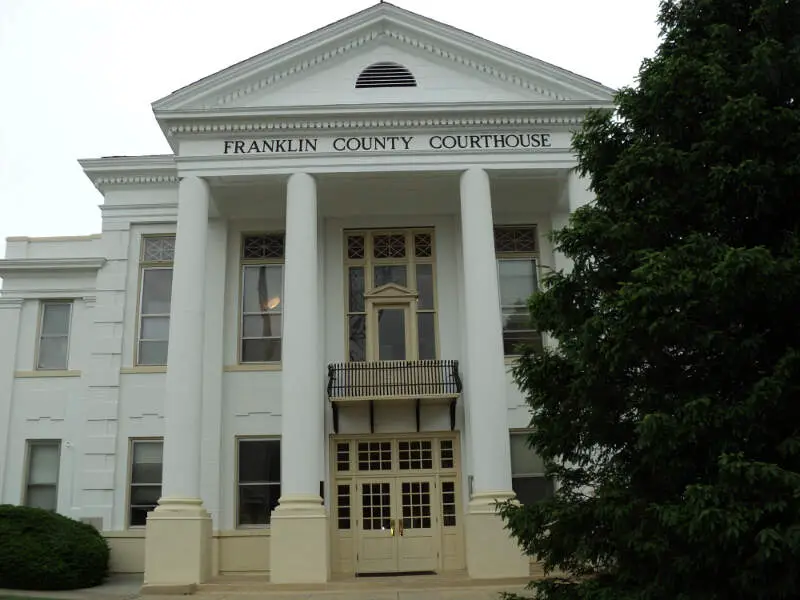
<box><xmin>161</xmin><ymin>176</ymin><xmax>210</xmax><ymax>500</ymax></box>
<box><xmin>459</xmin><ymin>168</ymin><xmax>513</xmax><ymax>494</ymax></box>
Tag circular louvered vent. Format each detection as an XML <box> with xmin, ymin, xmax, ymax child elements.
<box><xmin>355</xmin><ymin>62</ymin><xmax>417</xmax><ymax>88</ymax></box>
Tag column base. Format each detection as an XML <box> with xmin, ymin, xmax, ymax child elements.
<box><xmin>465</xmin><ymin>492</ymin><xmax>528</xmax><ymax>579</ymax></box>
<box><xmin>141</xmin><ymin>498</ymin><xmax>212</xmax><ymax>593</ymax></box>
<box><xmin>269</xmin><ymin>494</ymin><xmax>330</xmax><ymax>583</ymax></box>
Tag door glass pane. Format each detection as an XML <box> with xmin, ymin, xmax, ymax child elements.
<box><xmin>41</xmin><ymin>304</ymin><xmax>71</xmax><ymax>335</ymax></box>
<box><xmin>362</xmin><ymin>482</ymin><xmax>392</xmax><ymax>530</ymax></box>
<box><xmin>141</xmin><ymin>269</ymin><xmax>173</xmax><ymax>314</ymax></box>
<box><xmin>377</xmin><ymin>308</ymin><xmax>406</xmax><ymax>360</ymax></box>
<box><xmin>498</xmin><ymin>259</ymin><xmax>537</xmax><ymax>307</ymax></box>
<box><xmin>416</xmin><ymin>264</ymin><xmax>434</xmax><ymax>309</ymax></box>
<box><xmin>374</xmin><ymin>265</ymin><xmax>407</xmax><ymax>287</ymax></box>
<box><xmin>401</xmin><ymin>480</ymin><xmax>432</xmax><ymax>529</ymax></box>
<box><xmin>417</xmin><ymin>313</ymin><xmax>436</xmax><ymax>360</ymax></box>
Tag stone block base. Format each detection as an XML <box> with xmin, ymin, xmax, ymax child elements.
<box><xmin>143</xmin><ymin>498</ymin><xmax>212</xmax><ymax>588</ymax></box>
<box><xmin>465</xmin><ymin>492</ymin><xmax>528</xmax><ymax>579</ymax></box>
<box><xmin>269</xmin><ymin>494</ymin><xmax>329</xmax><ymax>583</ymax></box>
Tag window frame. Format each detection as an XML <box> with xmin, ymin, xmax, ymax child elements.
<box><xmin>238</xmin><ymin>233</ymin><xmax>285</xmax><ymax>365</ymax></box>
<box><xmin>236</xmin><ymin>437</ymin><xmax>282</xmax><ymax>529</ymax></box>
<box><xmin>135</xmin><ymin>235</ymin><xmax>175</xmax><ymax>367</ymax></box>
<box><xmin>35</xmin><ymin>301</ymin><xmax>72</xmax><ymax>371</ymax></box>
<box><xmin>127</xmin><ymin>438</ymin><xmax>164</xmax><ymax>529</ymax></box>
<box><xmin>494</xmin><ymin>225</ymin><xmax>542</xmax><ymax>358</ymax></box>
<box><xmin>509</xmin><ymin>431</ymin><xmax>553</xmax><ymax>505</ymax></box>
<box><xmin>23</xmin><ymin>439</ymin><xmax>61</xmax><ymax>511</ymax></box>
<box><xmin>343</xmin><ymin>228</ymin><xmax>438</xmax><ymax>362</ymax></box>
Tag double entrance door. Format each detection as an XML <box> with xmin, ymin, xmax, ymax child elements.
<box><xmin>332</xmin><ymin>435</ymin><xmax>462</xmax><ymax>575</ymax></box>
<box><xmin>358</xmin><ymin>476</ymin><xmax>437</xmax><ymax>574</ymax></box>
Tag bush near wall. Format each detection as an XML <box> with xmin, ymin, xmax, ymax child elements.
<box><xmin>0</xmin><ymin>504</ymin><xmax>110</xmax><ymax>590</ymax></box>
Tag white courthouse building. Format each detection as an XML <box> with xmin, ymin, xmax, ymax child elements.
<box><xmin>0</xmin><ymin>2</ymin><xmax>613</xmax><ymax>589</ymax></box>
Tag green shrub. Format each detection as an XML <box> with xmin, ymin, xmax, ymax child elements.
<box><xmin>0</xmin><ymin>504</ymin><xmax>110</xmax><ymax>590</ymax></box>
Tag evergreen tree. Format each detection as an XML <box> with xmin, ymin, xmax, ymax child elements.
<box><xmin>499</xmin><ymin>1</ymin><xmax>800</xmax><ymax>599</ymax></box>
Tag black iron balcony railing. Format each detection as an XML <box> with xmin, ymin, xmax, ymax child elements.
<box><xmin>327</xmin><ymin>359</ymin><xmax>462</xmax><ymax>401</ymax></box>
<box><xmin>326</xmin><ymin>360</ymin><xmax>463</xmax><ymax>433</ymax></box>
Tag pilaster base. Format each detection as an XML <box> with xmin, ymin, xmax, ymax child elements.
<box><xmin>141</xmin><ymin>498</ymin><xmax>212</xmax><ymax>593</ymax></box>
<box><xmin>269</xmin><ymin>494</ymin><xmax>330</xmax><ymax>584</ymax></box>
<box><xmin>465</xmin><ymin>492</ymin><xmax>528</xmax><ymax>579</ymax></box>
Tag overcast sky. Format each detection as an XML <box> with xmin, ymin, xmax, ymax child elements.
<box><xmin>0</xmin><ymin>0</ymin><xmax>662</xmax><ymax>257</ymax></box>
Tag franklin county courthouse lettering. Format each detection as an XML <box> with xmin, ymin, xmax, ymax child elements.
<box><xmin>0</xmin><ymin>2</ymin><xmax>613</xmax><ymax>590</ymax></box>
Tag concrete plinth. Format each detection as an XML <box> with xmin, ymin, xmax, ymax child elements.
<box><xmin>465</xmin><ymin>492</ymin><xmax>528</xmax><ymax>579</ymax></box>
<box><xmin>142</xmin><ymin>498</ymin><xmax>212</xmax><ymax>593</ymax></box>
<box><xmin>269</xmin><ymin>494</ymin><xmax>330</xmax><ymax>584</ymax></box>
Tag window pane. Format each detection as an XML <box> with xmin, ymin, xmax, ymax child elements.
<box><xmin>377</xmin><ymin>308</ymin><xmax>406</xmax><ymax>360</ymax></box>
<box><xmin>242</xmin><ymin>315</ymin><xmax>282</xmax><ymax>338</ymax></box>
<box><xmin>502</xmin><ymin>309</ymin><xmax>532</xmax><ymax>331</ymax></box>
<box><xmin>130</xmin><ymin>505</ymin><xmax>156</xmax><ymax>527</ymax></box>
<box><xmin>26</xmin><ymin>485</ymin><xmax>57</xmax><ymax>511</ymax></box>
<box><xmin>239</xmin><ymin>440</ymin><xmax>280</xmax><ymax>483</ymax></box>
<box><xmin>41</xmin><ymin>303</ymin><xmax>71</xmax><ymax>336</ymax></box>
<box><xmin>28</xmin><ymin>444</ymin><xmax>60</xmax><ymax>485</ymax></box>
<box><xmin>503</xmin><ymin>330</ymin><xmax>543</xmax><ymax>355</ymax></box>
<box><xmin>132</xmin><ymin>442</ymin><xmax>163</xmax><ymax>484</ymax></box>
<box><xmin>417</xmin><ymin>313</ymin><xmax>436</xmax><ymax>360</ymax></box>
<box><xmin>238</xmin><ymin>484</ymin><xmax>281</xmax><ymax>526</ymax></box>
<box><xmin>510</xmin><ymin>435</ymin><xmax>545</xmax><ymax>474</ymax></box>
<box><xmin>512</xmin><ymin>476</ymin><xmax>554</xmax><ymax>505</ymax></box>
<box><xmin>416</xmin><ymin>264</ymin><xmax>434</xmax><ymax>309</ymax></box>
<box><xmin>241</xmin><ymin>339</ymin><xmax>282</xmax><ymax>363</ymax></box>
<box><xmin>348</xmin><ymin>267</ymin><xmax>365</xmax><ymax>312</ymax></box>
<box><xmin>498</xmin><ymin>259</ymin><xmax>537</xmax><ymax>307</ymax></box>
<box><xmin>243</xmin><ymin>266</ymin><xmax>283</xmax><ymax>313</ymax></box>
<box><xmin>349</xmin><ymin>315</ymin><xmax>366</xmax><ymax>362</ymax></box>
<box><xmin>37</xmin><ymin>337</ymin><xmax>68</xmax><ymax>370</ymax></box>
<box><xmin>140</xmin><ymin>316</ymin><xmax>170</xmax><ymax>341</ymax></box>
<box><xmin>141</xmin><ymin>269</ymin><xmax>173</xmax><ymax>314</ymax></box>
<box><xmin>374</xmin><ymin>265</ymin><xmax>407</xmax><ymax>287</ymax></box>
<box><xmin>131</xmin><ymin>486</ymin><xmax>162</xmax><ymax>506</ymax></box>
<box><xmin>138</xmin><ymin>340</ymin><xmax>169</xmax><ymax>366</ymax></box>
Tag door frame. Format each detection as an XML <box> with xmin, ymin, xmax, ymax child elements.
<box><xmin>328</xmin><ymin>431</ymin><xmax>464</xmax><ymax>576</ymax></box>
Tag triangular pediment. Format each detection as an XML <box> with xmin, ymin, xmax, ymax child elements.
<box><xmin>153</xmin><ymin>3</ymin><xmax>615</xmax><ymax>113</ymax></box>
<box><xmin>365</xmin><ymin>283</ymin><xmax>418</xmax><ymax>300</ymax></box>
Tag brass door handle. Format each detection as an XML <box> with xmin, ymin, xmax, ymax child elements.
<box><xmin>398</xmin><ymin>518</ymin><xmax>404</xmax><ymax>536</ymax></box>
<box><xmin>390</xmin><ymin>521</ymin><xmax>395</xmax><ymax>536</ymax></box>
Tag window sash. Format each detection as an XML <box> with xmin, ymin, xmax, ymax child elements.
<box><xmin>25</xmin><ymin>441</ymin><xmax>60</xmax><ymax>511</ymax></box>
<box><xmin>129</xmin><ymin>440</ymin><xmax>163</xmax><ymax>528</ymax></box>
<box><xmin>237</xmin><ymin>439</ymin><xmax>281</xmax><ymax>527</ymax></box>
<box><xmin>240</xmin><ymin>264</ymin><xmax>284</xmax><ymax>363</ymax></box>
<box><xmin>497</xmin><ymin>257</ymin><xmax>539</xmax><ymax>356</ymax></box>
<box><xmin>37</xmin><ymin>303</ymin><xmax>71</xmax><ymax>370</ymax></box>
<box><xmin>137</xmin><ymin>267</ymin><xmax>173</xmax><ymax>366</ymax></box>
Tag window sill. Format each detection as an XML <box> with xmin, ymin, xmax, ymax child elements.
<box><xmin>121</xmin><ymin>366</ymin><xmax>167</xmax><ymax>374</ymax></box>
<box><xmin>224</xmin><ymin>364</ymin><xmax>282</xmax><ymax>372</ymax></box>
<box><xmin>222</xmin><ymin>528</ymin><xmax>272</xmax><ymax>537</ymax></box>
<box><xmin>15</xmin><ymin>369</ymin><xmax>81</xmax><ymax>378</ymax></box>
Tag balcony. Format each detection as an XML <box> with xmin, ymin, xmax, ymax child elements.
<box><xmin>326</xmin><ymin>360</ymin><xmax>463</xmax><ymax>432</ymax></box>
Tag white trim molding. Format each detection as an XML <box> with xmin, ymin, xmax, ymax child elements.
<box><xmin>0</xmin><ymin>257</ymin><xmax>106</xmax><ymax>276</ymax></box>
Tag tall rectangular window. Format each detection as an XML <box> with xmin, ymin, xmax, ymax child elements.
<box><xmin>494</xmin><ymin>226</ymin><xmax>543</xmax><ymax>356</ymax></box>
<box><xmin>510</xmin><ymin>432</ymin><xmax>554</xmax><ymax>505</ymax></box>
<box><xmin>237</xmin><ymin>439</ymin><xmax>281</xmax><ymax>526</ymax></box>
<box><xmin>36</xmin><ymin>302</ymin><xmax>72</xmax><ymax>370</ymax></box>
<box><xmin>129</xmin><ymin>440</ymin><xmax>163</xmax><ymax>527</ymax></box>
<box><xmin>24</xmin><ymin>440</ymin><xmax>61</xmax><ymax>511</ymax></box>
<box><xmin>240</xmin><ymin>234</ymin><xmax>285</xmax><ymax>363</ymax></box>
<box><xmin>137</xmin><ymin>236</ymin><xmax>175</xmax><ymax>366</ymax></box>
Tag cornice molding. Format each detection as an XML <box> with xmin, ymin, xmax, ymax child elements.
<box><xmin>0</xmin><ymin>297</ymin><xmax>25</xmax><ymax>309</ymax></box>
<box><xmin>0</xmin><ymin>257</ymin><xmax>106</xmax><ymax>276</ymax></box>
<box><xmin>166</xmin><ymin>112</ymin><xmax>587</xmax><ymax>137</ymax></box>
<box><xmin>93</xmin><ymin>175</ymin><xmax>179</xmax><ymax>188</ymax></box>
<box><xmin>79</xmin><ymin>155</ymin><xmax>178</xmax><ymax>193</ymax></box>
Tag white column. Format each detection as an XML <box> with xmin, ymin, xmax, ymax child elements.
<box><xmin>160</xmin><ymin>175</ymin><xmax>210</xmax><ymax>501</ymax></box>
<box><xmin>460</xmin><ymin>168</ymin><xmax>528</xmax><ymax>579</ymax></box>
<box><xmin>568</xmin><ymin>169</ymin><xmax>594</xmax><ymax>212</ymax></box>
<box><xmin>459</xmin><ymin>168</ymin><xmax>512</xmax><ymax>493</ymax></box>
<box><xmin>279</xmin><ymin>172</ymin><xmax>322</xmax><ymax>499</ymax></box>
<box><xmin>270</xmin><ymin>172</ymin><xmax>329</xmax><ymax>584</ymax></box>
<box><xmin>144</xmin><ymin>176</ymin><xmax>213</xmax><ymax>591</ymax></box>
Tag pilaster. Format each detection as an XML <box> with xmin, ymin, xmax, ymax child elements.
<box><xmin>0</xmin><ymin>298</ymin><xmax>23</xmax><ymax>502</ymax></box>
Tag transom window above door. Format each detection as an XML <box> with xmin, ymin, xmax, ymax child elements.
<box><xmin>344</xmin><ymin>229</ymin><xmax>437</xmax><ymax>362</ymax></box>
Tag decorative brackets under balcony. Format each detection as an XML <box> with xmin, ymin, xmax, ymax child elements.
<box><xmin>326</xmin><ymin>360</ymin><xmax>463</xmax><ymax>433</ymax></box>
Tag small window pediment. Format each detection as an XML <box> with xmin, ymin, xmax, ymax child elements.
<box><xmin>365</xmin><ymin>283</ymin><xmax>418</xmax><ymax>301</ymax></box>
